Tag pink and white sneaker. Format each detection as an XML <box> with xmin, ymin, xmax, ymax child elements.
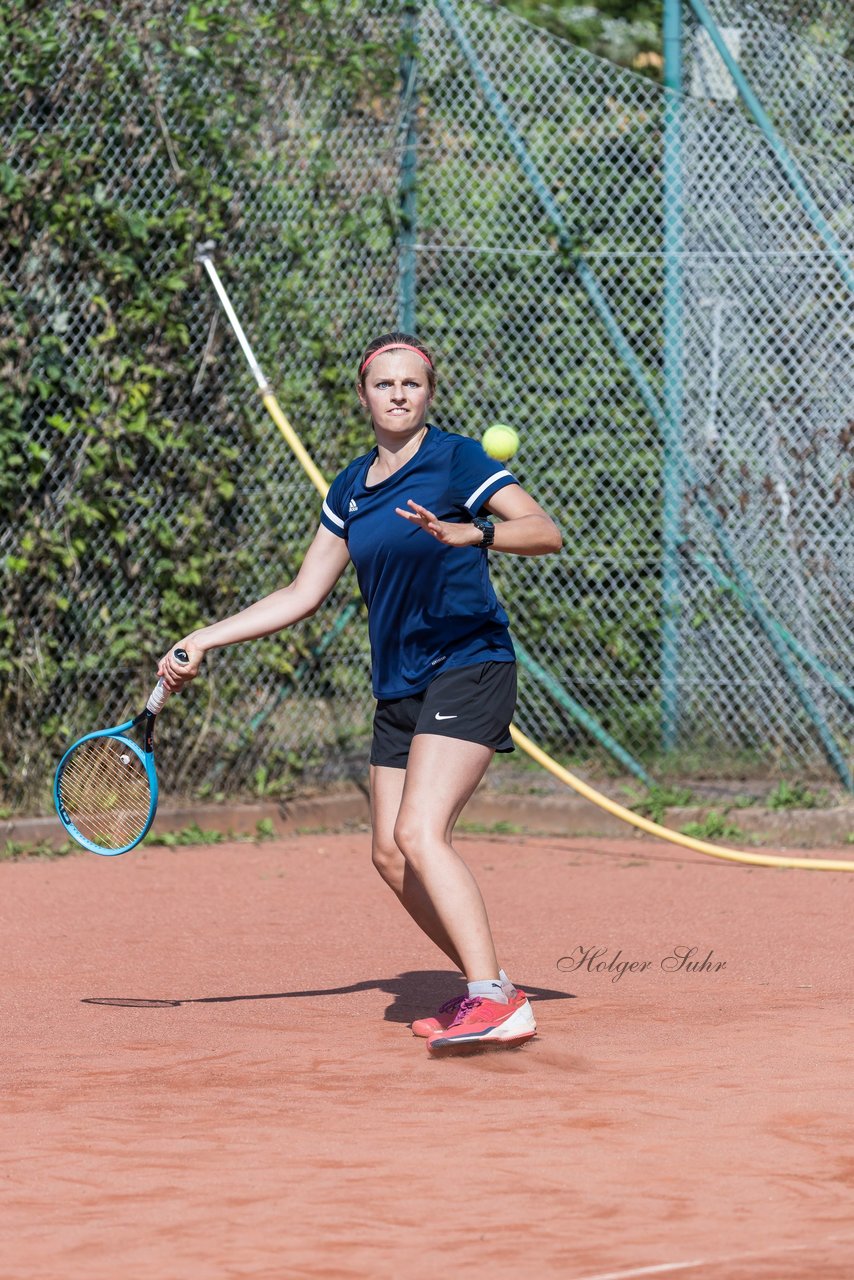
<box><xmin>411</xmin><ymin>994</ymin><xmax>466</xmax><ymax>1039</ymax></box>
<box><xmin>426</xmin><ymin>992</ymin><xmax>537</xmax><ymax>1052</ymax></box>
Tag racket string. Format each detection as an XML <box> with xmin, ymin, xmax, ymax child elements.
<box><xmin>58</xmin><ymin>737</ymin><xmax>151</xmax><ymax>849</ymax></box>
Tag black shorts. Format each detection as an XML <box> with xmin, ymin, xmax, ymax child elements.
<box><xmin>370</xmin><ymin>661</ymin><xmax>517</xmax><ymax>769</ymax></box>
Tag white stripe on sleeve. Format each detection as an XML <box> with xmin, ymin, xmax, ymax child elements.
<box><xmin>464</xmin><ymin>470</ymin><xmax>513</xmax><ymax>512</ymax></box>
<box><xmin>322</xmin><ymin>498</ymin><xmax>345</xmax><ymax>530</ymax></box>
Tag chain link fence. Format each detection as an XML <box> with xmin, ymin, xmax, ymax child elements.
<box><xmin>416</xmin><ymin>0</ymin><xmax>852</xmax><ymax>781</ymax></box>
<box><xmin>1</xmin><ymin>0</ymin><xmax>851</xmax><ymax>812</ymax></box>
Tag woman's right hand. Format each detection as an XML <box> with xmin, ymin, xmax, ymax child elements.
<box><xmin>157</xmin><ymin>638</ymin><xmax>205</xmax><ymax>691</ymax></box>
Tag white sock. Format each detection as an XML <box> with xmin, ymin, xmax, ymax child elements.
<box><xmin>499</xmin><ymin>969</ymin><xmax>518</xmax><ymax>999</ymax></box>
<box><xmin>467</xmin><ymin>979</ymin><xmax>508</xmax><ymax>1005</ymax></box>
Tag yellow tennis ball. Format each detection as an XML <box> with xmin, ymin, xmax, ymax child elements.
<box><xmin>482</xmin><ymin>423</ymin><xmax>519</xmax><ymax>461</ymax></box>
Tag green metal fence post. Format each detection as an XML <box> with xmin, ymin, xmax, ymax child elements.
<box><xmin>398</xmin><ymin>1</ymin><xmax>419</xmax><ymax>333</ymax></box>
<box><xmin>514</xmin><ymin>641</ymin><xmax>654</xmax><ymax>786</ymax></box>
<box><xmin>662</xmin><ymin>0</ymin><xmax>684</xmax><ymax>753</ymax></box>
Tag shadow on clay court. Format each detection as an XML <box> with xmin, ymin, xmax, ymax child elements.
<box><xmin>81</xmin><ymin>970</ymin><xmax>576</xmax><ymax>1023</ymax></box>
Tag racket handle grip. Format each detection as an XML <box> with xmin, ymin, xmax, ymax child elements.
<box><xmin>146</xmin><ymin>649</ymin><xmax>191</xmax><ymax>716</ymax></box>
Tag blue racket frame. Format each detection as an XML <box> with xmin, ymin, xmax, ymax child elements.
<box><xmin>54</xmin><ymin>654</ymin><xmax>188</xmax><ymax>856</ymax></box>
<box><xmin>54</xmin><ymin>709</ymin><xmax>159</xmax><ymax>857</ymax></box>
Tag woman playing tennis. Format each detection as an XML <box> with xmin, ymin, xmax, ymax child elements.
<box><xmin>159</xmin><ymin>333</ymin><xmax>562</xmax><ymax>1052</ymax></box>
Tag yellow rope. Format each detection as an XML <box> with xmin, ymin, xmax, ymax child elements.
<box><xmin>262</xmin><ymin>394</ymin><xmax>329</xmax><ymax>498</ymax></box>
<box><xmin>512</xmin><ymin>726</ymin><xmax>854</xmax><ymax>872</ymax></box>
<box><xmin>256</xmin><ymin>359</ymin><xmax>854</xmax><ymax>873</ymax></box>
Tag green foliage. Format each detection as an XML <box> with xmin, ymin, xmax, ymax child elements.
<box><xmin>4</xmin><ymin>0</ymin><xmax>844</xmax><ymax>813</ymax></box>
<box><xmin>414</xmin><ymin>42</ymin><xmax>666</xmax><ymax>764</ymax></box>
<box><xmin>680</xmin><ymin>810</ymin><xmax>745</xmax><ymax>841</ymax></box>
<box><xmin>766</xmin><ymin>780</ymin><xmax>827</xmax><ymax>811</ymax></box>
<box><xmin>146</xmin><ymin>823</ymin><xmax>226</xmax><ymax>847</ymax></box>
<box><xmin>627</xmin><ymin>783</ymin><xmax>694</xmax><ymax>824</ymax></box>
<box><xmin>0</xmin><ymin>837</ymin><xmax>76</xmax><ymax>861</ymax></box>
<box><xmin>458</xmin><ymin>819</ymin><xmax>523</xmax><ymax>834</ymax></box>
<box><xmin>500</xmin><ymin>0</ymin><xmax>854</xmax><ymax>67</ymax></box>
<box><xmin>0</xmin><ymin>1</ymin><xmax>394</xmax><ymax>807</ymax></box>
<box><xmin>1</xmin><ymin>5</ymin><xmax>268</xmax><ymax>678</ymax></box>
<box><xmin>146</xmin><ymin>818</ymin><xmax>277</xmax><ymax>845</ymax></box>
<box><xmin>0</xmin><ymin>819</ymin><xmax>278</xmax><ymax>856</ymax></box>
<box><xmin>502</xmin><ymin>0</ymin><xmax>663</xmax><ymax>74</ymax></box>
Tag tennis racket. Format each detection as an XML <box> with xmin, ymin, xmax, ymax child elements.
<box><xmin>53</xmin><ymin>650</ymin><xmax>190</xmax><ymax>856</ymax></box>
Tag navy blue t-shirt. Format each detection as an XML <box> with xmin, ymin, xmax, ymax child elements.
<box><xmin>320</xmin><ymin>426</ymin><xmax>518</xmax><ymax>699</ymax></box>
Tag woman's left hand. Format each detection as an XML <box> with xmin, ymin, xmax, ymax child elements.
<box><xmin>395</xmin><ymin>499</ymin><xmax>480</xmax><ymax>547</ymax></box>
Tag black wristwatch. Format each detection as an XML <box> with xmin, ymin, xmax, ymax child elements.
<box><xmin>472</xmin><ymin>516</ymin><xmax>495</xmax><ymax>548</ymax></box>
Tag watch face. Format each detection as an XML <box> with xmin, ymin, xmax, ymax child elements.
<box><xmin>473</xmin><ymin>517</ymin><xmax>494</xmax><ymax>546</ymax></box>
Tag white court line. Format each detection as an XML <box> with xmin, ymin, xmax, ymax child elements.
<box><xmin>576</xmin><ymin>1234</ymin><xmax>854</xmax><ymax>1280</ymax></box>
<box><xmin>577</xmin><ymin>1263</ymin><xmax>705</xmax><ymax>1280</ymax></box>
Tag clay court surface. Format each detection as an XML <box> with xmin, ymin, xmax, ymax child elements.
<box><xmin>3</xmin><ymin>830</ymin><xmax>853</xmax><ymax>1279</ymax></box>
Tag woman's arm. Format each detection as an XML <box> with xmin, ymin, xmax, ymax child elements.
<box><xmin>395</xmin><ymin>485</ymin><xmax>562</xmax><ymax>555</ymax></box>
<box><xmin>157</xmin><ymin>524</ymin><xmax>352</xmax><ymax>688</ymax></box>
<box><xmin>482</xmin><ymin>484</ymin><xmax>562</xmax><ymax>554</ymax></box>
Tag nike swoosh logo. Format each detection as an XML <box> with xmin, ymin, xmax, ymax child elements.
<box><xmin>434</xmin><ymin>713</ymin><xmax>457</xmax><ymax>720</ymax></box>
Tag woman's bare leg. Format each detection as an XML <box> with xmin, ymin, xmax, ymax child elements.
<box><xmin>391</xmin><ymin>734</ymin><xmax>500</xmax><ymax>982</ymax></box>
<box><xmin>370</xmin><ymin>763</ymin><xmax>466</xmax><ymax>972</ymax></box>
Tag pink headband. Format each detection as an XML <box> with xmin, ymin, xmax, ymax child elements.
<box><xmin>359</xmin><ymin>343</ymin><xmax>433</xmax><ymax>376</ymax></box>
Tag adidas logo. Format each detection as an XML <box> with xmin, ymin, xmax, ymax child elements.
<box><xmin>348</xmin><ymin>498</ymin><xmax>358</xmax><ymax>513</ymax></box>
